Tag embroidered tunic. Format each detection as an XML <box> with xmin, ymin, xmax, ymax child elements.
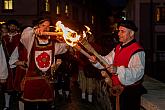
<box><xmin>10</xmin><ymin>27</ymin><xmax>68</xmax><ymax>102</ymax></box>
<box><xmin>2</xmin><ymin>32</ymin><xmax>21</xmax><ymax>90</ymax></box>
<box><xmin>22</xmin><ymin>38</ymin><xmax>55</xmax><ymax>102</ymax></box>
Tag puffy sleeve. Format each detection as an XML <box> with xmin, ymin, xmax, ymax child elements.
<box><xmin>92</xmin><ymin>49</ymin><xmax>115</xmax><ymax>69</ymax></box>
<box><xmin>20</xmin><ymin>27</ymin><xmax>34</xmax><ymax>50</ymax></box>
<box><xmin>9</xmin><ymin>47</ymin><xmax>19</xmax><ymax>68</ymax></box>
<box><xmin>117</xmin><ymin>51</ymin><xmax>145</xmax><ymax>85</ymax></box>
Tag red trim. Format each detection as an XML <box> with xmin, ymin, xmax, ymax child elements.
<box><xmin>111</xmin><ymin>75</ymin><xmax>121</xmax><ymax>86</ymax></box>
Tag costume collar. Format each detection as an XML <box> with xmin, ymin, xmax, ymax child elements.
<box><xmin>120</xmin><ymin>39</ymin><xmax>136</xmax><ymax>48</ymax></box>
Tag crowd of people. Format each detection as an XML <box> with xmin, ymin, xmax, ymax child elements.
<box><xmin>0</xmin><ymin>17</ymin><xmax>146</xmax><ymax>110</ymax></box>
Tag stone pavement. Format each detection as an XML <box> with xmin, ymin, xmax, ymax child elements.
<box><xmin>0</xmin><ymin>82</ymin><xmax>102</xmax><ymax>110</ymax></box>
<box><xmin>54</xmin><ymin>82</ymin><xmax>102</xmax><ymax>110</ymax></box>
<box><xmin>141</xmin><ymin>75</ymin><xmax>165</xmax><ymax>110</ymax></box>
<box><xmin>3</xmin><ymin>75</ymin><xmax>165</xmax><ymax>110</ymax></box>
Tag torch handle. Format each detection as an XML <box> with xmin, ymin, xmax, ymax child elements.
<box><xmin>80</xmin><ymin>38</ymin><xmax>109</xmax><ymax>68</ymax></box>
<box><xmin>38</xmin><ymin>32</ymin><xmax>63</xmax><ymax>36</ymax></box>
<box><xmin>73</xmin><ymin>46</ymin><xmax>92</xmax><ymax>59</ymax></box>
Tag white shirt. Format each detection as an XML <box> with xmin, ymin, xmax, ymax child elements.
<box><xmin>93</xmin><ymin>48</ymin><xmax>145</xmax><ymax>86</ymax></box>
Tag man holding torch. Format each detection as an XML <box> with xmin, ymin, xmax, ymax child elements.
<box><xmin>10</xmin><ymin>18</ymin><xmax>68</xmax><ymax>110</ymax></box>
<box><xmin>89</xmin><ymin>20</ymin><xmax>146</xmax><ymax>110</ymax></box>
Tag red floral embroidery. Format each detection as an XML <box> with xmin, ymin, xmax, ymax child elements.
<box><xmin>36</xmin><ymin>52</ymin><xmax>50</xmax><ymax>68</ymax></box>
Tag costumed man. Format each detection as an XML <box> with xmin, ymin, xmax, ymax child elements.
<box><xmin>10</xmin><ymin>18</ymin><xmax>68</xmax><ymax>110</ymax></box>
<box><xmin>90</xmin><ymin>20</ymin><xmax>146</xmax><ymax>110</ymax></box>
<box><xmin>78</xmin><ymin>35</ymin><xmax>101</xmax><ymax>103</ymax></box>
<box><xmin>55</xmin><ymin>50</ymin><xmax>74</xmax><ymax>103</ymax></box>
<box><xmin>0</xmin><ymin>34</ymin><xmax>8</xmax><ymax>110</ymax></box>
<box><xmin>0</xmin><ymin>23</ymin><xmax>8</xmax><ymax>37</ymax></box>
<box><xmin>1</xmin><ymin>20</ymin><xmax>21</xmax><ymax>110</ymax></box>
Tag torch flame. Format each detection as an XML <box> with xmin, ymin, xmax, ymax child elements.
<box><xmin>55</xmin><ymin>21</ymin><xmax>92</xmax><ymax>47</ymax></box>
<box><xmin>56</xmin><ymin>21</ymin><xmax>81</xmax><ymax>47</ymax></box>
<box><xmin>84</xmin><ymin>25</ymin><xmax>92</xmax><ymax>35</ymax></box>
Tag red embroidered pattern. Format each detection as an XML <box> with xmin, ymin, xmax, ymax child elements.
<box><xmin>36</xmin><ymin>52</ymin><xmax>50</xmax><ymax>68</ymax></box>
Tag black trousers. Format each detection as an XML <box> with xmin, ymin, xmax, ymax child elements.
<box><xmin>24</xmin><ymin>102</ymin><xmax>51</xmax><ymax>110</ymax></box>
<box><xmin>112</xmin><ymin>84</ymin><xmax>146</xmax><ymax>110</ymax></box>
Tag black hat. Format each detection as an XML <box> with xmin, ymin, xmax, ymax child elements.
<box><xmin>32</xmin><ymin>17</ymin><xmax>51</xmax><ymax>26</ymax></box>
<box><xmin>7</xmin><ymin>19</ymin><xmax>19</xmax><ymax>27</ymax></box>
<box><xmin>117</xmin><ymin>20</ymin><xmax>138</xmax><ymax>32</ymax></box>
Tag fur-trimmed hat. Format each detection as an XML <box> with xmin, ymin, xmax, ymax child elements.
<box><xmin>117</xmin><ymin>20</ymin><xmax>138</xmax><ymax>32</ymax></box>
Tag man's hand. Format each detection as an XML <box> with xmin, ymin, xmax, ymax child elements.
<box><xmin>34</xmin><ymin>26</ymin><xmax>44</xmax><ymax>35</ymax></box>
<box><xmin>89</xmin><ymin>55</ymin><xmax>97</xmax><ymax>64</ymax></box>
<box><xmin>101</xmin><ymin>70</ymin><xmax>109</xmax><ymax>77</ymax></box>
<box><xmin>15</xmin><ymin>61</ymin><xmax>28</xmax><ymax>68</ymax></box>
<box><xmin>0</xmin><ymin>79</ymin><xmax>6</xmax><ymax>83</ymax></box>
<box><xmin>106</xmin><ymin>64</ymin><xmax>117</xmax><ymax>74</ymax></box>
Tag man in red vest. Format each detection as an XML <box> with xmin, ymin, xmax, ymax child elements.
<box><xmin>90</xmin><ymin>20</ymin><xmax>146</xmax><ymax>110</ymax></box>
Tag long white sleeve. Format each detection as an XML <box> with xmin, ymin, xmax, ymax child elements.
<box><xmin>92</xmin><ymin>49</ymin><xmax>115</xmax><ymax>69</ymax></box>
<box><xmin>9</xmin><ymin>47</ymin><xmax>19</xmax><ymax>68</ymax></box>
<box><xmin>93</xmin><ymin>49</ymin><xmax>145</xmax><ymax>86</ymax></box>
<box><xmin>117</xmin><ymin>51</ymin><xmax>145</xmax><ymax>85</ymax></box>
<box><xmin>0</xmin><ymin>44</ymin><xmax>8</xmax><ymax>79</ymax></box>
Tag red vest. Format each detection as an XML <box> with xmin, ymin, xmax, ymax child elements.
<box><xmin>114</xmin><ymin>42</ymin><xmax>143</xmax><ymax>67</ymax></box>
<box><xmin>111</xmin><ymin>41</ymin><xmax>143</xmax><ymax>86</ymax></box>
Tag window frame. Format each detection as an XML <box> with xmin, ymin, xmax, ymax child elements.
<box><xmin>154</xmin><ymin>6</ymin><xmax>165</xmax><ymax>24</ymax></box>
<box><xmin>2</xmin><ymin>0</ymin><xmax>14</xmax><ymax>12</ymax></box>
<box><xmin>45</xmin><ymin>0</ymin><xmax>50</xmax><ymax>12</ymax></box>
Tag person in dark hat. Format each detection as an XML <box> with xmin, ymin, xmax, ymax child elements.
<box><xmin>117</xmin><ymin>19</ymin><xmax>138</xmax><ymax>32</ymax></box>
<box><xmin>1</xmin><ymin>19</ymin><xmax>21</xmax><ymax>110</ymax></box>
<box><xmin>7</xmin><ymin>19</ymin><xmax>20</xmax><ymax>28</ymax></box>
<box><xmin>89</xmin><ymin>19</ymin><xmax>146</xmax><ymax>110</ymax></box>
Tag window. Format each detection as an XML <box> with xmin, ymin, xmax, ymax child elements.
<box><xmin>3</xmin><ymin>0</ymin><xmax>13</xmax><ymax>10</ymax></box>
<box><xmin>56</xmin><ymin>4</ymin><xmax>60</xmax><ymax>15</ymax></box>
<box><xmin>0</xmin><ymin>21</ymin><xmax>6</xmax><ymax>24</ymax></box>
<box><xmin>45</xmin><ymin>0</ymin><xmax>50</xmax><ymax>12</ymax></box>
<box><xmin>91</xmin><ymin>15</ymin><xmax>94</xmax><ymax>24</ymax></box>
<box><xmin>155</xmin><ymin>7</ymin><xmax>165</xmax><ymax>23</ymax></box>
<box><xmin>65</xmin><ymin>4</ymin><xmax>69</xmax><ymax>16</ymax></box>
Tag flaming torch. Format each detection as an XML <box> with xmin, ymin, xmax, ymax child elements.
<box><xmin>36</xmin><ymin>21</ymin><xmax>110</xmax><ymax>78</ymax></box>
<box><xmin>79</xmin><ymin>26</ymin><xmax>109</xmax><ymax>67</ymax></box>
<box><xmin>55</xmin><ymin>21</ymin><xmax>93</xmax><ymax>60</ymax></box>
<box><xmin>55</xmin><ymin>21</ymin><xmax>108</xmax><ymax>66</ymax></box>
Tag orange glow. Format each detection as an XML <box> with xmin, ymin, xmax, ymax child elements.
<box><xmin>55</xmin><ymin>21</ymin><xmax>92</xmax><ymax>47</ymax></box>
<box><xmin>56</xmin><ymin>21</ymin><xmax>81</xmax><ymax>47</ymax></box>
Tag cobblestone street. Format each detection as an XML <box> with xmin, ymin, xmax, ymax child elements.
<box><xmin>0</xmin><ymin>82</ymin><xmax>102</xmax><ymax>110</ymax></box>
<box><xmin>54</xmin><ymin>83</ymin><xmax>101</xmax><ymax>110</ymax></box>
